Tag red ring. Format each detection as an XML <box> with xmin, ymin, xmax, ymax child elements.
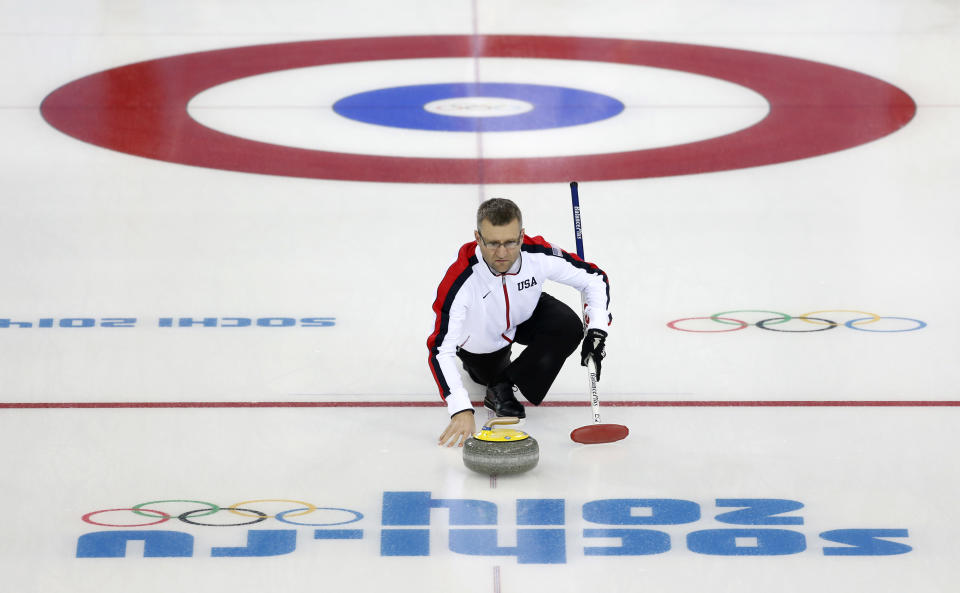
<box><xmin>40</xmin><ymin>35</ymin><xmax>916</xmax><ymax>184</ymax></box>
<box><xmin>667</xmin><ymin>317</ymin><xmax>749</xmax><ymax>333</ymax></box>
<box><xmin>82</xmin><ymin>507</ymin><xmax>171</xmax><ymax>527</ymax></box>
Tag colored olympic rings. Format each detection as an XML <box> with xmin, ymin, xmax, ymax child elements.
<box><xmin>668</xmin><ymin>310</ymin><xmax>926</xmax><ymax>333</ymax></box>
<box><xmin>84</xmin><ymin>500</ymin><xmax>365</xmax><ymax>527</ymax></box>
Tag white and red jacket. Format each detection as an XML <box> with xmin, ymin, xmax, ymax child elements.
<box><xmin>427</xmin><ymin>234</ymin><xmax>611</xmax><ymax>416</ymax></box>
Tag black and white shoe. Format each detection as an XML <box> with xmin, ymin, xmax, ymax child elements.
<box><xmin>484</xmin><ymin>382</ymin><xmax>526</xmax><ymax>418</ymax></box>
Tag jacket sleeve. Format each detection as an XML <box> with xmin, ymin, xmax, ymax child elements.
<box><xmin>426</xmin><ymin>248</ymin><xmax>476</xmax><ymax>416</ymax></box>
<box><xmin>529</xmin><ymin>236</ymin><xmax>612</xmax><ymax>331</ymax></box>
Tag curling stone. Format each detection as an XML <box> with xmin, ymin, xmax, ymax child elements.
<box><xmin>463</xmin><ymin>417</ymin><xmax>539</xmax><ymax>476</ymax></box>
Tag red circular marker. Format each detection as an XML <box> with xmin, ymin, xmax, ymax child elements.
<box><xmin>82</xmin><ymin>508</ymin><xmax>171</xmax><ymax>527</ymax></box>
<box><xmin>40</xmin><ymin>35</ymin><xmax>916</xmax><ymax>184</ymax></box>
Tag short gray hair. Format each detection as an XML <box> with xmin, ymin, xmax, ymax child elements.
<box><xmin>477</xmin><ymin>198</ymin><xmax>522</xmax><ymax>229</ymax></box>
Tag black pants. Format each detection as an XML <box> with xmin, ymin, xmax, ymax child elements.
<box><xmin>457</xmin><ymin>292</ymin><xmax>583</xmax><ymax>405</ymax></box>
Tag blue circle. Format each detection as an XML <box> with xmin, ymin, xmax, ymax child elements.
<box><xmin>332</xmin><ymin>82</ymin><xmax>624</xmax><ymax>132</ymax></box>
<box><xmin>274</xmin><ymin>507</ymin><xmax>364</xmax><ymax>526</ymax></box>
<box><xmin>845</xmin><ymin>317</ymin><xmax>927</xmax><ymax>332</ymax></box>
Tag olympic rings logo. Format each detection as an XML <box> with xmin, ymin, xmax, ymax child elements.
<box><xmin>82</xmin><ymin>499</ymin><xmax>364</xmax><ymax>528</ymax></box>
<box><xmin>667</xmin><ymin>310</ymin><xmax>927</xmax><ymax>333</ymax></box>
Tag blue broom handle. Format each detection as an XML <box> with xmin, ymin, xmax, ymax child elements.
<box><xmin>570</xmin><ymin>181</ymin><xmax>585</xmax><ymax>260</ymax></box>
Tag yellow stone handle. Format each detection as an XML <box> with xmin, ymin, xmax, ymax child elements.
<box><xmin>484</xmin><ymin>417</ymin><xmax>521</xmax><ymax>427</ymax></box>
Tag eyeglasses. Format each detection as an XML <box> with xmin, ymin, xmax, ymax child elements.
<box><xmin>477</xmin><ymin>231</ymin><xmax>522</xmax><ymax>250</ymax></box>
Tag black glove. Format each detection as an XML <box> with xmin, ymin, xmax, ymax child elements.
<box><xmin>580</xmin><ymin>328</ymin><xmax>607</xmax><ymax>380</ymax></box>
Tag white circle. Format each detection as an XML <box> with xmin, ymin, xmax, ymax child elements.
<box><xmin>423</xmin><ymin>96</ymin><xmax>534</xmax><ymax>118</ymax></box>
<box><xmin>188</xmin><ymin>57</ymin><xmax>769</xmax><ymax>159</ymax></box>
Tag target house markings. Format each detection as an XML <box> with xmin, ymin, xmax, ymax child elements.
<box><xmin>40</xmin><ymin>35</ymin><xmax>916</xmax><ymax>184</ymax></box>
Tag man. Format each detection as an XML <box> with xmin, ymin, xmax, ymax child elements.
<box><xmin>428</xmin><ymin>197</ymin><xmax>611</xmax><ymax>447</ymax></box>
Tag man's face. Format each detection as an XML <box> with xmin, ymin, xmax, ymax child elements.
<box><xmin>475</xmin><ymin>218</ymin><xmax>523</xmax><ymax>274</ymax></box>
